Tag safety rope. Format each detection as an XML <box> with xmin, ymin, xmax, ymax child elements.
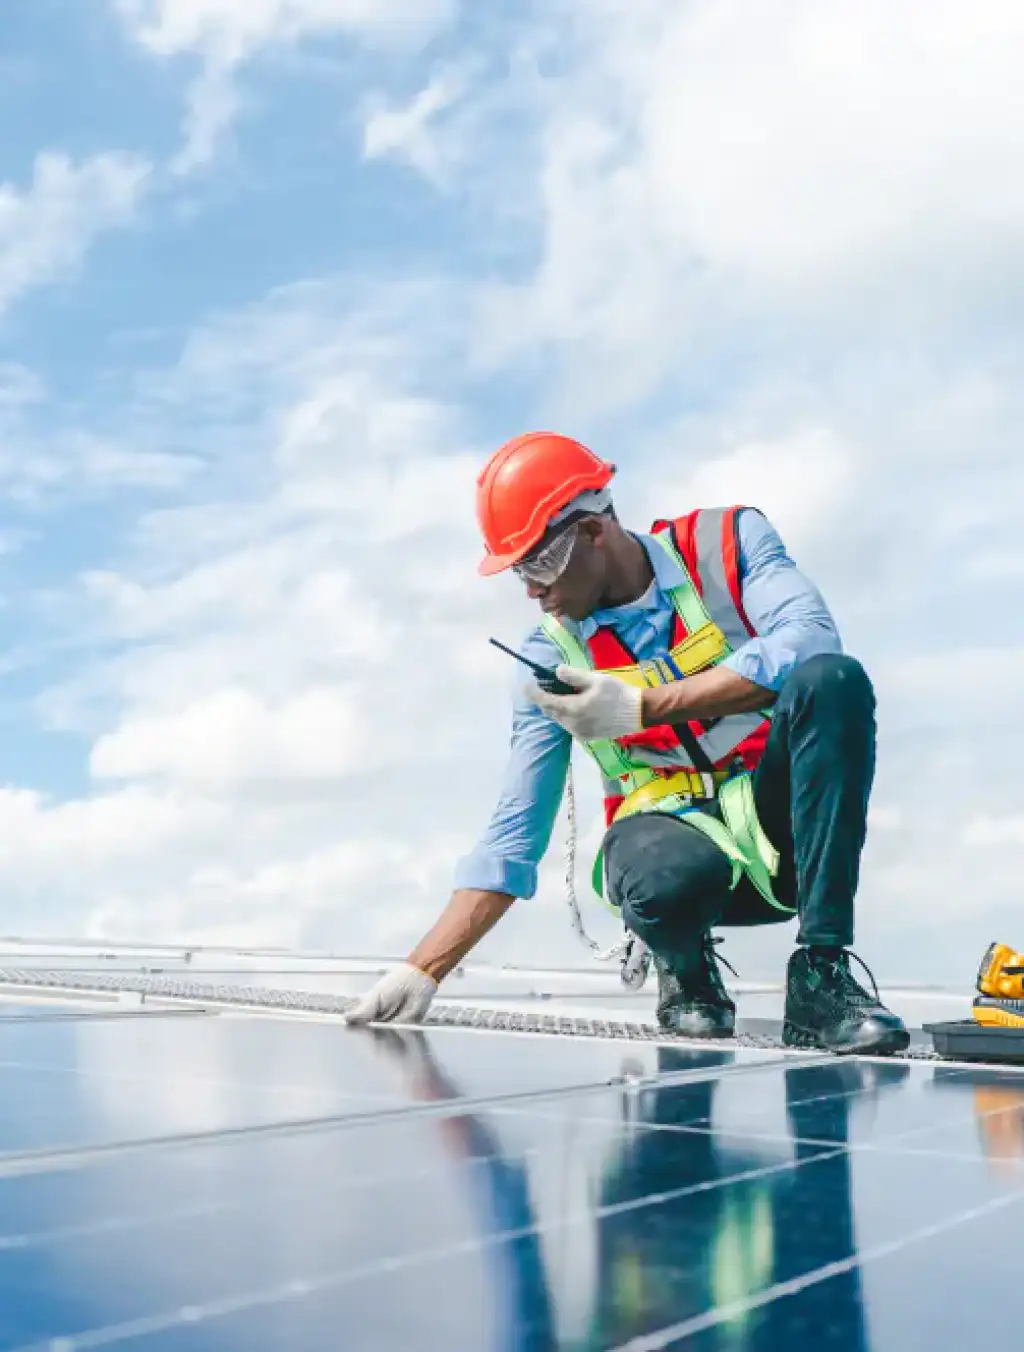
<box><xmin>564</xmin><ymin>755</ymin><xmax>602</xmax><ymax>955</ymax></box>
<box><xmin>565</xmin><ymin>755</ymin><xmax>650</xmax><ymax>982</ymax></box>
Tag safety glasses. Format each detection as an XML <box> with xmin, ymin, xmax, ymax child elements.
<box><xmin>513</xmin><ymin>521</ymin><xmax>579</xmax><ymax>586</ymax></box>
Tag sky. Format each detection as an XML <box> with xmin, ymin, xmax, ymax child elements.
<box><xmin>0</xmin><ymin>0</ymin><xmax>1022</xmax><ymax>984</ymax></box>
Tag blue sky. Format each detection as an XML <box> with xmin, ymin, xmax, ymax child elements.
<box><xmin>0</xmin><ymin>0</ymin><xmax>1022</xmax><ymax>982</ymax></box>
<box><xmin>1</xmin><ymin>1</ymin><xmax>469</xmax><ymax>785</ymax></box>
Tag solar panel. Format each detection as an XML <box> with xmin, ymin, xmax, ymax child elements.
<box><xmin>1</xmin><ymin>975</ymin><xmax>1023</xmax><ymax>1350</ymax></box>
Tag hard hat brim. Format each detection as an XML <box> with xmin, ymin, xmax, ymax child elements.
<box><xmin>477</xmin><ymin>547</ymin><xmax>524</xmax><ymax>577</ymax></box>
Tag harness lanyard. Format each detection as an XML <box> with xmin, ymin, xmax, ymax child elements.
<box><xmin>564</xmin><ymin>753</ymin><xmax>650</xmax><ymax>982</ymax></box>
<box><xmin>563</xmin><ymin>757</ymin><xmax>601</xmax><ymax>954</ymax></box>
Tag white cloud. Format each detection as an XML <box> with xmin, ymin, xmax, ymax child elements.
<box><xmin>877</xmin><ymin>647</ymin><xmax>1024</xmax><ymax>712</ymax></box>
<box><xmin>0</xmin><ymin>785</ymin><xmax>227</xmax><ymax>879</ymax></box>
<box><xmin>0</xmin><ymin>780</ymin><xmax>465</xmax><ymax>954</ymax></box>
<box><xmin>362</xmin><ymin>66</ymin><xmax>470</xmax><ymax>183</ymax></box>
<box><xmin>64</xmin><ymin>436</ymin><xmax>204</xmax><ymax>491</ymax></box>
<box><xmin>474</xmin><ymin>0</ymin><xmax>1024</xmax><ymax>405</ymax></box>
<box><xmin>171</xmin><ymin>58</ymin><xmax>242</xmax><ymax>175</ymax></box>
<box><xmin>964</xmin><ymin>549</ymin><xmax>1024</xmax><ymax>582</ymax></box>
<box><xmin>90</xmin><ymin>686</ymin><xmax>366</xmax><ymax>783</ymax></box>
<box><xmin>0</xmin><ymin>152</ymin><xmax>149</xmax><ymax>313</ymax></box>
<box><xmin>119</xmin><ymin>0</ymin><xmax>453</xmax><ymax>60</ymax></box>
<box><xmin>465</xmin><ymin>0</ymin><xmax>1024</xmax><ymax>981</ymax></box>
<box><xmin>965</xmin><ymin>816</ymin><xmax>1024</xmax><ymax>847</ymax></box>
<box><xmin>621</xmin><ymin>0</ymin><xmax>1024</xmax><ymax>293</ymax></box>
<box><xmin>639</xmin><ymin>427</ymin><xmax>857</xmax><ymax>557</ymax></box>
<box><xmin>9</xmin><ymin>276</ymin><xmax>541</xmax><ymax>954</ymax></box>
<box><xmin>0</xmin><ymin>382</ymin><xmax>203</xmax><ymax>501</ymax></box>
<box><xmin>6</xmin><ymin>0</ymin><xmax>1024</xmax><ymax>988</ymax></box>
<box><xmin>0</xmin><ymin>362</ymin><xmax>45</xmax><ymax>408</ymax></box>
<box><xmin>117</xmin><ymin>0</ymin><xmax>457</xmax><ymax>170</ymax></box>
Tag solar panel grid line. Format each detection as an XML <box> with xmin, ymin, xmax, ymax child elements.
<box><xmin>615</xmin><ymin>1061</ymin><xmax>1017</xmax><ymax>1124</ymax></box>
<box><xmin>849</xmin><ymin>1083</ymin><xmax>1024</xmax><ymax>1150</ymax></box>
<box><xmin>510</xmin><ymin>1111</ymin><xmax>1024</xmax><ymax>1170</ymax></box>
<box><xmin>0</xmin><ymin>1009</ymin><xmax>209</xmax><ymax>1023</ymax></box>
<box><xmin>603</xmin><ymin>1180</ymin><xmax>1024</xmax><ymax>1352</ymax></box>
<box><xmin>4</xmin><ymin>1138</ymin><xmax>855</xmax><ymax>1352</ymax></box>
<box><xmin>0</xmin><ymin>1146</ymin><xmax>547</xmax><ymax>1253</ymax></box>
<box><xmin>0</xmin><ymin>1055</ymin><xmax>380</xmax><ymax>1111</ymax></box>
<box><xmin>0</xmin><ymin>1043</ymin><xmax>822</xmax><ymax>1184</ymax></box>
<box><xmin>0</xmin><ymin>1050</ymin><xmax>822</xmax><ymax>1181</ymax></box>
<box><xmin>488</xmin><ymin>1065</ymin><xmax>1024</xmax><ymax>1164</ymax></box>
<box><xmin>853</xmin><ymin>1048</ymin><xmax>1024</xmax><ymax>1072</ymax></box>
<box><xmin>7</xmin><ymin>975</ymin><xmax>1024</xmax><ymax>1350</ymax></box>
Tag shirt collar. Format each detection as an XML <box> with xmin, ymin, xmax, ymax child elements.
<box><xmin>565</xmin><ymin>532</ymin><xmax>685</xmax><ymax>639</ymax></box>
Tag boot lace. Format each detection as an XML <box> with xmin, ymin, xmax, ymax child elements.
<box><xmin>819</xmin><ymin>949</ymin><xmax>882</xmax><ymax>1007</ymax></box>
<box><xmin>694</xmin><ymin>934</ymin><xmax>738</xmax><ymax>998</ymax></box>
<box><xmin>706</xmin><ymin>934</ymin><xmax>739</xmax><ymax>978</ymax></box>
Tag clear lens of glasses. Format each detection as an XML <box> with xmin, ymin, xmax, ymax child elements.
<box><xmin>513</xmin><ymin>524</ymin><xmax>578</xmax><ymax>585</ymax></box>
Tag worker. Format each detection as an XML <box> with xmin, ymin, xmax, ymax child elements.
<box><xmin>346</xmin><ymin>432</ymin><xmax>909</xmax><ymax>1055</ymax></box>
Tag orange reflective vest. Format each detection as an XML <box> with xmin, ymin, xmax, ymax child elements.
<box><xmin>540</xmin><ymin>506</ymin><xmax>790</xmax><ymax>910</ymax></box>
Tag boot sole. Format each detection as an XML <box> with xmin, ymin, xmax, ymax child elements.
<box><xmin>782</xmin><ymin>1019</ymin><xmax>911</xmax><ymax>1056</ymax></box>
<box><xmin>657</xmin><ymin>1018</ymin><xmax>736</xmax><ymax>1040</ymax></box>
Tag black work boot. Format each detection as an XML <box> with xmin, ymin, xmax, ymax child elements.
<box><xmin>783</xmin><ymin>947</ymin><xmax>910</xmax><ymax>1055</ymax></box>
<box><xmin>654</xmin><ymin>935</ymin><xmax>736</xmax><ymax>1038</ymax></box>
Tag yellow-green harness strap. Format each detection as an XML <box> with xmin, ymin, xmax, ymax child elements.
<box><xmin>537</xmin><ymin>545</ymin><xmax>792</xmax><ymax>914</ymax></box>
<box><xmin>602</xmin><ymin>772</ymin><xmax>794</xmax><ymax>915</ymax></box>
<box><xmin>688</xmin><ymin>773</ymin><xmax>792</xmax><ymax>913</ymax></box>
<box><xmin>539</xmin><ymin>614</ymin><xmax>641</xmax><ymax>781</ymax></box>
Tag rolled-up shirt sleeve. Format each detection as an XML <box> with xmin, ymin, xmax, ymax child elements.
<box><xmin>721</xmin><ymin>509</ymin><xmax>843</xmax><ymax>692</ymax></box>
<box><xmin>452</xmin><ymin>629</ymin><xmax>571</xmax><ymax>900</ymax></box>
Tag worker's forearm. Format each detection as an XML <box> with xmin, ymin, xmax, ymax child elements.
<box><xmin>641</xmin><ymin>664</ymin><xmax>774</xmax><ymax>725</ymax></box>
<box><xmin>407</xmin><ymin>888</ymin><xmax>515</xmax><ymax>983</ymax></box>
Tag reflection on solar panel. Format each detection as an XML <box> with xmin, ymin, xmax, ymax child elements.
<box><xmin>1</xmin><ymin>959</ymin><xmax>1023</xmax><ymax>1351</ymax></box>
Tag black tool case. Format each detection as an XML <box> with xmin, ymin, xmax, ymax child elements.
<box><xmin>924</xmin><ymin>1019</ymin><xmax>1024</xmax><ymax>1064</ymax></box>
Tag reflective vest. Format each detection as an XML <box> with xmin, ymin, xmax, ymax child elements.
<box><xmin>540</xmin><ymin>507</ymin><xmax>794</xmax><ymax>914</ymax></box>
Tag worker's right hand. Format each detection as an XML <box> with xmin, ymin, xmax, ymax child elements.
<box><xmin>343</xmin><ymin>963</ymin><xmax>438</xmax><ymax>1026</ymax></box>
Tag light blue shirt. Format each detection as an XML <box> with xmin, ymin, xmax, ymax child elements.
<box><xmin>454</xmin><ymin>509</ymin><xmax>842</xmax><ymax>900</ymax></box>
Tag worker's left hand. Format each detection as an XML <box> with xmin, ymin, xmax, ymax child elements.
<box><xmin>344</xmin><ymin>963</ymin><xmax>438</xmax><ymax>1026</ymax></box>
<box><xmin>531</xmin><ymin>667</ymin><xmax>643</xmax><ymax>741</ymax></box>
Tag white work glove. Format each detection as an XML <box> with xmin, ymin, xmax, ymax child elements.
<box><xmin>344</xmin><ymin>963</ymin><xmax>438</xmax><ymax>1026</ymax></box>
<box><xmin>531</xmin><ymin>667</ymin><xmax>643</xmax><ymax>741</ymax></box>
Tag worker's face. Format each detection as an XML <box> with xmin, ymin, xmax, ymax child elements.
<box><xmin>515</xmin><ymin>516</ymin><xmax>610</xmax><ymax>623</ymax></box>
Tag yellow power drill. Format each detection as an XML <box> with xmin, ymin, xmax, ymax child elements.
<box><xmin>974</xmin><ymin>942</ymin><xmax>1024</xmax><ymax>1028</ymax></box>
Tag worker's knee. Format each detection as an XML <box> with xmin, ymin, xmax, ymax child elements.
<box><xmin>604</xmin><ymin>813</ymin><xmax>731</xmax><ymax>941</ymax></box>
<box><xmin>786</xmin><ymin>653</ymin><xmax>874</xmax><ymax>717</ymax></box>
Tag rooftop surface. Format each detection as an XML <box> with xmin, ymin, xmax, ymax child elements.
<box><xmin>0</xmin><ymin>942</ymin><xmax>1018</xmax><ymax>1350</ymax></box>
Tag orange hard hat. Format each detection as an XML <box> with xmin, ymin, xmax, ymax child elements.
<box><xmin>475</xmin><ymin>431</ymin><xmax>616</xmax><ymax>576</ymax></box>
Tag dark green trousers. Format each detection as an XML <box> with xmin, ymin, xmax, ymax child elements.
<box><xmin>603</xmin><ymin>654</ymin><xmax>876</xmax><ymax>965</ymax></box>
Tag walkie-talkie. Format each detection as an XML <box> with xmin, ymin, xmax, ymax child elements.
<box><xmin>489</xmin><ymin>638</ymin><xmax>576</xmax><ymax>695</ymax></box>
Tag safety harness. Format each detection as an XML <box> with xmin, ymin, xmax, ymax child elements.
<box><xmin>541</xmin><ymin>508</ymin><xmax>795</xmax><ymax>926</ymax></box>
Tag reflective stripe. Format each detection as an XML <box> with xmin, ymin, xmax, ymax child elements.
<box><xmin>650</xmin><ymin>523</ymin><xmax>773</xmax><ymax>763</ymax></box>
<box><xmin>540</xmin><ymin>615</ymin><xmax>634</xmax><ymax>779</ymax></box>
<box><xmin>720</xmin><ymin>507</ymin><xmax>757</xmax><ymax>637</ymax></box>
<box><xmin>694</xmin><ymin>712</ymin><xmax>769</xmax><ymax>765</ymax></box>
<box><xmin>648</xmin><ymin>532</ymin><xmax>714</xmax><ymax>635</ymax></box>
<box><xmin>693</xmin><ymin>507</ymin><xmax>756</xmax><ymax>651</ymax></box>
<box><xmin>540</xmin><ymin>533</ymin><xmax>769</xmax><ymax>774</ymax></box>
<box><xmin>592</xmin><ymin>712</ymin><xmax>767</xmax><ymax>773</ymax></box>
<box><xmin>538</xmin><ymin>517</ymin><xmax>786</xmax><ymax>905</ymax></box>
<box><xmin>530</xmin><ymin>508</ymin><xmax>784</xmax><ymax>908</ymax></box>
